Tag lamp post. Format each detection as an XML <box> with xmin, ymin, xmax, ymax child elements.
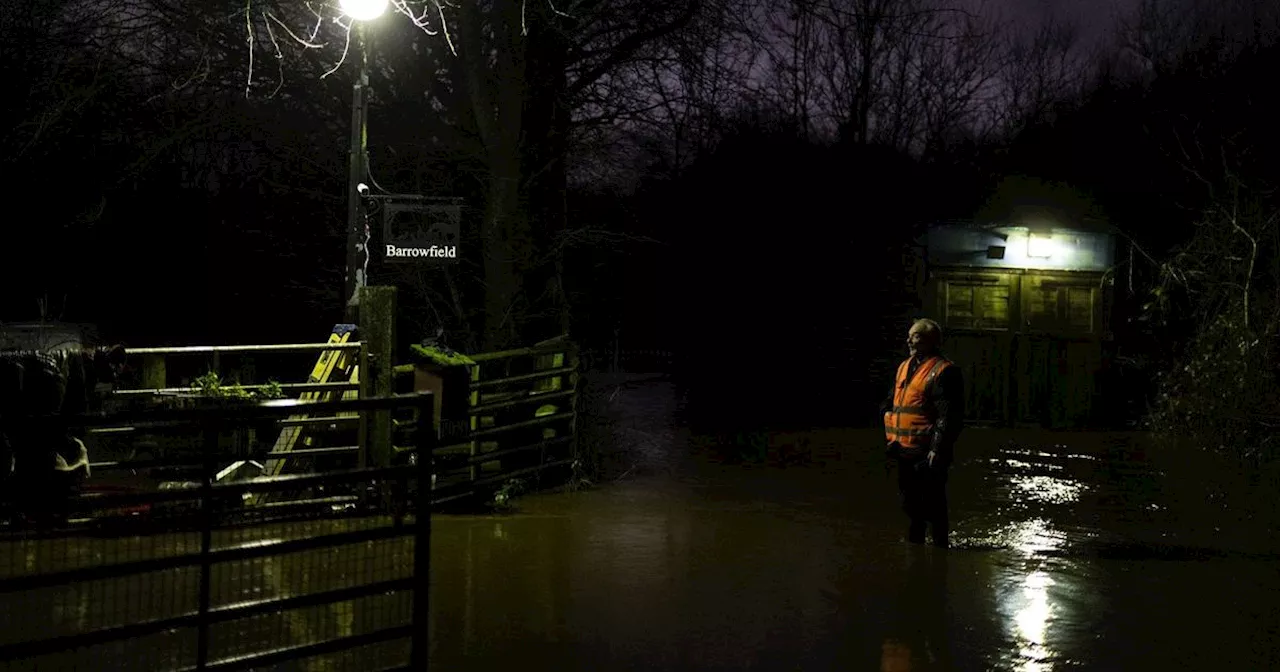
<box><xmin>339</xmin><ymin>0</ymin><xmax>388</xmax><ymax>322</ymax></box>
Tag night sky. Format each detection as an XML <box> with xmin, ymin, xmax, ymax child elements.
<box><xmin>996</xmin><ymin>0</ymin><xmax>1137</xmax><ymax>45</ymax></box>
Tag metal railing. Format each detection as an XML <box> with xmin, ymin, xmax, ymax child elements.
<box><xmin>0</xmin><ymin>393</ymin><xmax>435</xmax><ymax>672</ymax></box>
<box><xmin>103</xmin><ymin>339</ymin><xmax>373</xmax><ymax>487</ymax></box>
<box><xmin>117</xmin><ymin>341</ymin><xmax>366</xmax><ymax>397</ymax></box>
<box><xmin>393</xmin><ymin>339</ymin><xmax>581</xmax><ymax>503</ymax></box>
<box><xmin>578</xmin><ymin>348</ymin><xmax>675</xmax><ymax>374</ymax></box>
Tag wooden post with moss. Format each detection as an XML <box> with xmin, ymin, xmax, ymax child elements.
<box><xmin>141</xmin><ymin>354</ymin><xmax>166</xmax><ymax>392</ymax></box>
<box><xmin>359</xmin><ymin>285</ymin><xmax>397</xmax><ymax>469</ymax></box>
<box><xmin>410</xmin><ymin>344</ymin><xmax>474</xmax><ymax>473</ymax></box>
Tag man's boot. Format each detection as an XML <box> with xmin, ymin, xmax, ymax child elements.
<box><xmin>907</xmin><ymin>520</ymin><xmax>927</xmax><ymax>544</ymax></box>
<box><xmin>931</xmin><ymin>521</ymin><xmax>949</xmax><ymax>548</ymax></box>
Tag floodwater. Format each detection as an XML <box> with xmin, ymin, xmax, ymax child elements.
<box><xmin>3</xmin><ymin>377</ymin><xmax>1280</xmax><ymax>670</ymax></box>
<box><xmin>426</xmin><ymin>379</ymin><xmax>1280</xmax><ymax>671</ymax></box>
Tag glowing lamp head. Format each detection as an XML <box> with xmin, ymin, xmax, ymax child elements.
<box><xmin>339</xmin><ymin>0</ymin><xmax>388</xmax><ymax>21</ymax></box>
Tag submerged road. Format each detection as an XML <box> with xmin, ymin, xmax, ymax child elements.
<box><xmin>3</xmin><ymin>378</ymin><xmax>1280</xmax><ymax>670</ymax></box>
<box><xmin>426</xmin><ymin>379</ymin><xmax>1280</xmax><ymax>671</ymax></box>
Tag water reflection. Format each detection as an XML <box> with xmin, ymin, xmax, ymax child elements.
<box><xmin>420</xmin><ymin>410</ymin><xmax>1280</xmax><ymax>671</ymax></box>
<box><xmin>875</xmin><ymin>544</ymin><xmax>952</xmax><ymax>671</ymax></box>
<box><xmin>1010</xmin><ymin>475</ymin><xmax>1086</xmax><ymax>506</ymax></box>
<box><xmin>992</xmin><ymin>444</ymin><xmax>1091</xmax><ymax>511</ymax></box>
<box><xmin>993</xmin><ymin>519</ymin><xmax>1067</xmax><ymax>671</ymax></box>
<box><xmin>1009</xmin><ymin>570</ymin><xmax>1055</xmax><ymax>672</ymax></box>
<box><xmin>1006</xmin><ymin>518</ymin><xmax>1068</xmax><ymax>557</ymax></box>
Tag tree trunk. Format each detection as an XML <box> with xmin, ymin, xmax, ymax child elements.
<box><xmin>521</xmin><ymin>19</ymin><xmax>573</xmax><ymax>341</ymax></box>
<box><xmin>481</xmin><ymin>166</ymin><xmax>525</xmax><ymax>351</ymax></box>
<box><xmin>459</xmin><ymin>0</ymin><xmax>531</xmax><ymax>352</ymax></box>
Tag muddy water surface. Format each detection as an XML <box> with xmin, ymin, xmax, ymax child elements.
<box><xmin>425</xmin><ymin>381</ymin><xmax>1280</xmax><ymax>671</ymax></box>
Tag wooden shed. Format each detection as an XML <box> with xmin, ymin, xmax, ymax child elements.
<box><xmin>920</xmin><ymin>221</ymin><xmax>1118</xmax><ymax>428</ymax></box>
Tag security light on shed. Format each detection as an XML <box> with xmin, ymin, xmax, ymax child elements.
<box><xmin>1027</xmin><ymin>234</ymin><xmax>1055</xmax><ymax>259</ymax></box>
<box><xmin>986</xmin><ymin>245</ymin><xmax>1006</xmax><ymax>260</ymax></box>
<box><xmin>339</xmin><ymin>0</ymin><xmax>388</xmax><ymax>21</ymax></box>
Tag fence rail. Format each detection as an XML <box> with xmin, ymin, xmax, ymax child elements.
<box><xmin>108</xmin><ymin>332</ymin><xmax>586</xmax><ymax>511</ymax></box>
<box><xmin>112</xmin><ymin>381</ymin><xmax>359</xmax><ymax>397</ymax></box>
<box><xmin>394</xmin><ymin>338</ymin><xmax>582</xmax><ymax>501</ymax></box>
<box><xmin>94</xmin><ymin>334</ymin><xmax>374</xmax><ymax>501</ymax></box>
<box><xmin>578</xmin><ymin>348</ymin><xmax>675</xmax><ymax>374</ymax></box>
<box><xmin>116</xmin><ymin>339</ymin><xmax>367</xmax><ymax>398</ymax></box>
<box><xmin>125</xmin><ymin>343</ymin><xmax>364</xmax><ymax>355</ymax></box>
<box><xmin>0</xmin><ymin>393</ymin><xmax>435</xmax><ymax>672</ymax></box>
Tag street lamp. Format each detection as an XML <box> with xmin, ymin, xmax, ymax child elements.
<box><xmin>340</xmin><ymin>0</ymin><xmax>387</xmax><ymax>321</ymax></box>
<box><xmin>340</xmin><ymin>0</ymin><xmax>388</xmax><ymax>21</ymax></box>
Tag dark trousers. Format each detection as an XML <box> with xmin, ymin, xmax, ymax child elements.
<box><xmin>896</xmin><ymin>456</ymin><xmax>949</xmax><ymax>547</ymax></box>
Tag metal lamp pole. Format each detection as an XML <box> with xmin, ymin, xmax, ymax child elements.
<box><xmin>344</xmin><ymin>23</ymin><xmax>370</xmax><ymax>323</ymax></box>
<box><xmin>340</xmin><ymin>0</ymin><xmax>386</xmax><ymax>322</ymax></box>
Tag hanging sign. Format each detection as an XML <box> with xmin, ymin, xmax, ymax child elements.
<box><xmin>380</xmin><ymin>196</ymin><xmax>463</xmax><ymax>263</ymax></box>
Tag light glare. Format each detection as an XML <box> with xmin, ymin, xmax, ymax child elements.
<box><xmin>340</xmin><ymin>0</ymin><xmax>388</xmax><ymax>21</ymax></box>
<box><xmin>1027</xmin><ymin>234</ymin><xmax>1055</xmax><ymax>258</ymax></box>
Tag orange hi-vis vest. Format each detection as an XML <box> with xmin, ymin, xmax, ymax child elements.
<box><xmin>884</xmin><ymin>356</ymin><xmax>952</xmax><ymax>450</ymax></box>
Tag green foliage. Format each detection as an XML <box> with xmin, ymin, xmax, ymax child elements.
<box><xmin>1147</xmin><ymin>312</ymin><xmax>1280</xmax><ymax>461</ymax></box>
<box><xmin>1142</xmin><ymin>177</ymin><xmax>1280</xmax><ymax>464</ymax></box>
<box><xmin>190</xmin><ymin>371</ymin><xmax>286</xmax><ymax>401</ymax></box>
<box><xmin>731</xmin><ymin>431</ymin><xmax>770</xmax><ymax>463</ymax></box>
<box><xmin>564</xmin><ymin>458</ymin><xmax>594</xmax><ymax>492</ymax></box>
<box><xmin>491</xmin><ymin>478</ymin><xmax>527</xmax><ymax>509</ymax></box>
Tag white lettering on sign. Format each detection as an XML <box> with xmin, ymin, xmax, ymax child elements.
<box><xmin>384</xmin><ymin>245</ymin><xmax>458</xmax><ymax>259</ymax></box>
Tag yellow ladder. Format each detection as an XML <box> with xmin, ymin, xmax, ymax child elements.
<box><xmin>262</xmin><ymin>325</ymin><xmax>359</xmax><ymax>479</ymax></box>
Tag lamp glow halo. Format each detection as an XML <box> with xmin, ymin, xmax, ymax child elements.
<box><xmin>340</xmin><ymin>0</ymin><xmax>388</xmax><ymax>21</ymax></box>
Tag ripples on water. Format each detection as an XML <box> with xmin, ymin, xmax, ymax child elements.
<box><xmin>942</xmin><ymin>434</ymin><xmax>1280</xmax><ymax>672</ymax></box>
<box><xmin>427</xmin><ymin>383</ymin><xmax>1280</xmax><ymax>671</ymax></box>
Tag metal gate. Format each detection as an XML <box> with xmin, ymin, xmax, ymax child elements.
<box><xmin>0</xmin><ymin>393</ymin><xmax>434</xmax><ymax>671</ymax></box>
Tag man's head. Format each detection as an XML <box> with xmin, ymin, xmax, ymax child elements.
<box><xmin>907</xmin><ymin>319</ymin><xmax>942</xmax><ymax>358</ymax></box>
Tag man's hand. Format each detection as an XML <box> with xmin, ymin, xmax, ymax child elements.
<box><xmin>927</xmin><ymin>450</ymin><xmax>937</xmax><ymax>467</ymax></box>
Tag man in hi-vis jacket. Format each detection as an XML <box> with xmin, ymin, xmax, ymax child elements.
<box><xmin>882</xmin><ymin>318</ymin><xmax>965</xmax><ymax>548</ymax></box>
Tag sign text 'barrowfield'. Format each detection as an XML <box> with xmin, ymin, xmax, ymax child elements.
<box><xmin>380</xmin><ymin>198</ymin><xmax>462</xmax><ymax>264</ymax></box>
<box><xmin>385</xmin><ymin>245</ymin><xmax>457</xmax><ymax>259</ymax></box>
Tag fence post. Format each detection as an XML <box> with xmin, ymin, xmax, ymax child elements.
<box><xmin>358</xmin><ymin>285</ymin><xmax>397</xmax><ymax>468</ymax></box>
<box><xmin>566</xmin><ymin>341</ymin><xmax>581</xmax><ymax>477</ymax></box>
<box><xmin>357</xmin><ymin>340</ymin><xmax>370</xmax><ymax>470</ymax></box>
<box><xmin>410</xmin><ymin>392</ymin><xmax>436</xmax><ymax>669</ymax></box>
<box><xmin>141</xmin><ymin>354</ymin><xmax>166</xmax><ymax>391</ymax></box>
<box><xmin>468</xmin><ymin>364</ymin><xmax>480</xmax><ymax>484</ymax></box>
<box><xmin>195</xmin><ymin>421</ymin><xmax>217</xmax><ymax>671</ymax></box>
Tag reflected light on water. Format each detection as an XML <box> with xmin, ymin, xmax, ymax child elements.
<box><xmin>1011</xmin><ymin>474</ymin><xmax>1087</xmax><ymax>506</ymax></box>
<box><xmin>1006</xmin><ymin>517</ymin><xmax>1066</xmax><ymax>557</ymax></box>
<box><xmin>1002</xmin><ymin>458</ymin><xmax>1064</xmax><ymax>472</ymax></box>
<box><xmin>997</xmin><ymin>519</ymin><xmax>1066</xmax><ymax>671</ymax></box>
<box><xmin>1010</xmin><ymin>571</ymin><xmax>1056</xmax><ymax>672</ymax></box>
<box><xmin>994</xmin><ymin>446</ymin><xmax>1089</xmax><ymax>509</ymax></box>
